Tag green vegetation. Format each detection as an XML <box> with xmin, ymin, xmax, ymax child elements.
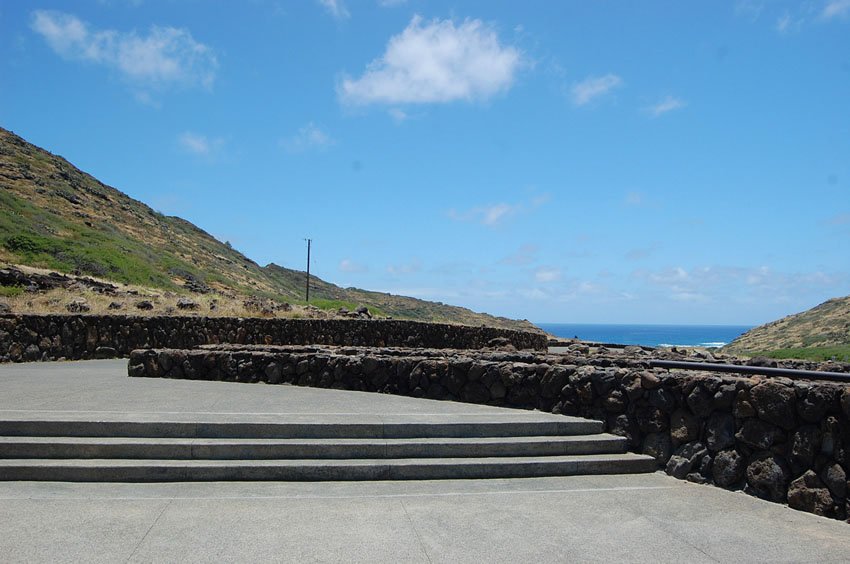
<box><xmin>0</xmin><ymin>285</ymin><xmax>24</xmax><ymax>297</ymax></box>
<box><xmin>759</xmin><ymin>345</ymin><xmax>850</xmax><ymax>363</ymax></box>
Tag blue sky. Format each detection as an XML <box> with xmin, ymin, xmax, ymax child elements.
<box><xmin>1</xmin><ymin>1</ymin><xmax>848</xmax><ymax>325</ymax></box>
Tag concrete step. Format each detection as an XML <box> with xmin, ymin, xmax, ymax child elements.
<box><xmin>0</xmin><ymin>453</ymin><xmax>657</xmax><ymax>482</ymax></box>
<box><xmin>0</xmin><ymin>418</ymin><xmax>604</xmax><ymax>439</ymax></box>
<box><xmin>0</xmin><ymin>434</ymin><xmax>628</xmax><ymax>460</ymax></box>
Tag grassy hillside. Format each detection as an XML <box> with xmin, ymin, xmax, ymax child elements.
<box><xmin>723</xmin><ymin>296</ymin><xmax>850</xmax><ymax>358</ymax></box>
<box><xmin>0</xmin><ymin>126</ymin><xmax>538</xmax><ymax>332</ymax></box>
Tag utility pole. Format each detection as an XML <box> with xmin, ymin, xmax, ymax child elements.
<box><xmin>305</xmin><ymin>238</ymin><xmax>312</xmax><ymax>302</ymax></box>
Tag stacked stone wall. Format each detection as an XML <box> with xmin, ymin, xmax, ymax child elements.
<box><xmin>0</xmin><ymin>315</ymin><xmax>546</xmax><ymax>362</ymax></box>
<box><xmin>129</xmin><ymin>344</ymin><xmax>850</xmax><ymax>521</ymax></box>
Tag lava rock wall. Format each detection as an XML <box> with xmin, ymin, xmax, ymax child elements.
<box><xmin>0</xmin><ymin>314</ymin><xmax>546</xmax><ymax>362</ymax></box>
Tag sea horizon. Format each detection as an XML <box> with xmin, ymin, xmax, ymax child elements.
<box><xmin>536</xmin><ymin>323</ymin><xmax>753</xmax><ymax>348</ymax></box>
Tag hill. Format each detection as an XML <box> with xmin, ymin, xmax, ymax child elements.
<box><xmin>0</xmin><ymin>126</ymin><xmax>537</xmax><ymax>332</ymax></box>
<box><xmin>723</xmin><ymin>296</ymin><xmax>850</xmax><ymax>360</ymax></box>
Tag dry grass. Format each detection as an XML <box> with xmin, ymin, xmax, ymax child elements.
<box><xmin>0</xmin><ymin>286</ymin><xmax>334</xmax><ymax>319</ymax></box>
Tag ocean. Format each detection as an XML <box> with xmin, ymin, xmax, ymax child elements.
<box><xmin>537</xmin><ymin>323</ymin><xmax>753</xmax><ymax>348</ymax></box>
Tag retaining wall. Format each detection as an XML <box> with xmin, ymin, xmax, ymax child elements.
<box><xmin>129</xmin><ymin>344</ymin><xmax>850</xmax><ymax>521</ymax></box>
<box><xmin>0</xmin><ymin>315</ymin><xmax>546</xmax><ymax>362</ymax></box>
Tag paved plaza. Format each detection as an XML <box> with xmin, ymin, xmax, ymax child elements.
<box><xmin>0</xmin><ymin>360</ymin><xmax>849</xmax><ymax>563</ymax></box>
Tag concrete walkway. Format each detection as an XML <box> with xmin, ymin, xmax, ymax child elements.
<box><xmin>1</xmin><ymin>360</ymin><xmax>849</xmax><ymax>563</ymax></box>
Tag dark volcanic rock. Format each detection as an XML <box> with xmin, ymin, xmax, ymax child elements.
<box><xmin>787</xmin><ymin>471</ymin><xmax>835</xmax><ymax>517</ymax></box>
<box><xmin>176</xmin><ymin>297</ymin><xmax>199</xmax><ymax>310</ymax></box>
<box><xmin>750</xmin><ymin>382</ymin><xmax>796</xmax><ymax>429</ymax></box>
<box><xmin>735</xmin><ymin>419</ymin><xmax>784</xmax><ymax>450</ymax></box>
<box><xmin>713</xmin><ymin>449</ymin><xmax>745</xmax><ymax>487</ymax></box>
<box><xmin>65</xmin><ymin>298</ymin><xmax>90</xmax><ymax>313</ymax></box>
<box><xmin>705</xmin><ymin>412</ymin><xmax>736</xmax><ymax>451</ymax></box>
<box><xmin>669</xmin><ymin>409</ymin><xmax>699</xmax><ymax>446</ymax></box>
<box><xmin>746</xmin><ymin>452</ymin><xmax>790</xmax><ymax>502</ymax></box>
<box><xmin>135</xmin><ymin>300</ymin><xmax>154</xmax><ymax>310</ymax></box>
<box><xmin>686</xmin><ymin>385</ymin><xmax>714</xmax><ymax>418</ymax></box>
<box><xmin>666</xmin><ymin>441</ymin><xmax>708</xmax><ymax>480</ymax></box>
<box><xmin>642</xmin><ymin>432</ymin><xmax>672</xmax><ymax>464</ymax></box>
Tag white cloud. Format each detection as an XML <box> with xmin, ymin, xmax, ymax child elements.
<box><xmin>823</xmin><ymin>0</ymin><xmax>850</xmax><ymax>18</ymax></box>
<box><xmin>535</xmin><ymin>267</ymin><xmax>561</xmax><ymax>283</ymax></box>
<box><xmin>388</xmin><ymin>108</ymin><xmax>409</xmax><ymax>123</ymax></box>
<box><xmin>378</xmin><ymin>0</ymin><xmax>407</xmax><ymax>6</ymax></box>
<box><xmin>570</xmin><ymin>74</ymin><xmax>622</xmax><ymax>106</ymax></box>
<box><xmin>178</xmin><ymin>132</ymin><xmax>223</xmax><ymax>156</ymax></box>
<box><xmin>339</xmin><ymin>15</ymin><xmax>522</xmax><ymax>105</ymax></box>
<box><xmin>339</xmin><ymin>259</ymin><xmax>367</xmax><ymax>273</ymax></box>
<box><xmin>317</xmin><ymin>0</ymin><xmax>350</xmax><ymax>20</ymax></box>
<box><xmin>31</xmin><ymin>10</ymin><xmax>217</xmax><ymax>91</ymax></box>
<box><xmin>448</xmin><ymin>193</ymin><xmax>549</xmax><ymax>227</ymax></box>
<box><xmin>646</xmin><ymin>95</ymin><xmax>686</xmax><ymax>117</ymax></box>
<box><xmin>636</xmin><ymin>265</ymin><xmax>848</xmax><ymax>304</ymax></box>
<box><xmin>282</xmin><ymin>122</ymin><xmax>335</xmax><ymax>152</ymax></box>
<box><xmin>448</xmin><ymin>202</ymin><xmax>516</xmax><ymax>226</ymax></box>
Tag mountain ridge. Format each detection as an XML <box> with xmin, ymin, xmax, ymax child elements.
<box><xmin>723</xmin><ymin>295</ymin><xmax>850</xmax><ymax>356</ymax></box>
<box><xmin>0</xmin><ymin>126</ymin><xmax>537</xmax><ymax>332</ymax></box>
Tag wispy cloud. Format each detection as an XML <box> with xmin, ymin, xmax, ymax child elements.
<box><xmin>635</xmin><ymin>265</ymin><xmax>848</xmax><ymax>303</ymax></box>
<box><xmin>499</xmin><ymin>244</ymin><xmax>538</xmax><ymax>266</ymax></box>
<box><xmin>339</xmin><ymin>258</ymin><xmax>367</xmax><ymax>273</ymax></box>
<box><xmin>387</xmin><ymin>259</ymin><xmax>422</xmax><ymax>276</ymax></box>
<box><xmin>317</xmin><ymin>0</ymin><xmax>350</xmax><ymax>20</ymax></box>
<box><xmin>339</xmin><ymin>15</ymin><xmax>522</xmax><ymax>105</ymax></box>
<box><xmin>448</xmin><ymin>193</ymin><xmax>550</xmax><ymax>228</ymax></box>
<box><xmin>282</xmin><ymin>122</ymin><xmax>335</xmax><ymax>152</ymax></box>
<box><xmin>31</xmin><ymin>10</ymin><xmax>217</xmax><ymax>95</ymax></box>
<box><xmin>535</xmin><ymin>267</ymin><xmax>561</xmax><ymax>283</ymax></box>
<box><xmin>178</xmin><ymin>132</ymin><xmax>223</xmax><ymax>157</ymax></box>
<box><xmin>645</xmin><ymin>95</ymin><xmax>686</xmax><ymax>117</ymax></box>
<box><xmin>388</xmin><ymin>108</ymin><xmax>409</xmax><ymax>123</ymax></box>
<box><xmin>570</xmin><ymin>74</ymin><xmax>622</xmax><ymax>106</ymax></box>
<box><xmin>377</xmin><ymin>0</ymin><xmax>407</xmax><ymax>6</ymax></box>
<box><xmin>823</xmin><ymin>0</ymin><xmax>850</xmax><ymax>19</ymax></box>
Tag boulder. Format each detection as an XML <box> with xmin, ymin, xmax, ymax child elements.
<box><xmin>735</xmin><ymin>419</ymin><xmax>784</xmax><ymax>450</ymax></box>
<box><xmin>65</xmin><ymin>298</ymin><xmax>90</xmax><ymax>313</ymax></box>
<box><xmin>669</xmin><ymin>408</ymin><xmax>699</xmax><ymax>446</ymax></box>
<box><xmin>789</xmin><ymin>425</ymin><xmax>822</xmax><ymax>473</ymax></box>
<box><xmin>176</xmin><ymin>297</ymin><xmax>199</xmax><ymax>310</ymax></box>
<box><xmin>705</xmin><ymin>412</ymin><xmax>736</xmax><ymax>451</ymax></box>
<box><xmin>798</xmin><ymin>386</ymin><xmax>839</xmax><ymax>423</ymax></box>
<box><xmin>642</xmin><ymin>432</ymin><xmax>672</xmax><ymax>464</ymax></box>
<box><xmin>820</xmin><ymin>463</ymin><xmax>847</xmax><ymax>499</ymax></box>
<box><xmin>135</xmin><ymin>300</ymin><xmax>154</xmax><ymax>310</ymax></box>
<box><xmin>750</xmin><ymin>382</ymin><xmax>796</xmax><ymax>429</ymax></box>
<box><xmin>107</xmin><ymin>301</ymin><xmax>123</xmax><ymax>310</ymax></box>
<box><xmin>0</xmin><ymin>302</ymin><xmax>10</xmax><ymax>314</ymax></box>
<box><xmin>666</xmin><ymin>441</ymin><xmax>708</xmax><ymax>480</ymax></box>
<box><xmin>686</xmin><ymin>385</ymin><xmax>714</xmax><ymax>417</ymax></box>
<box><xmin>787</xmin><ymin>471</ymin><xmax>835</xmax><ymax>517</ymax></box>
<box><xmin>713</xmin><ymin>449</ymin><xmax>746</xmax><ymax>487</ymax></box>
<box><xmin>746</xmin><ymin>452</ymin><xmax>790</xmax><ymax>502</ymax></box>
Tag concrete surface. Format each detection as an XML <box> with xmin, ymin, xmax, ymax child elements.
<box><xmin>0</xmin><ymin>359</ymin><xmax>849</xmax><ymax>562</ymax></box>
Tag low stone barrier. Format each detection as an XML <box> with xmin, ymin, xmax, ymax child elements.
<box><xmin>129</xmin><ymin>344</ymin><xmax>850</xmax><ymax>521</ymax></box>
<box><xmin>0</xmin><ymin>314</ymin><xmax>547</xmax><ymax>363</ymax></box>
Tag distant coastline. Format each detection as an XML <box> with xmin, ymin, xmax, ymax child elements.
<box><xmin>537</xmin><ymin>323</ymin><xmax>752</xmax><ymax>348</ymax></box>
